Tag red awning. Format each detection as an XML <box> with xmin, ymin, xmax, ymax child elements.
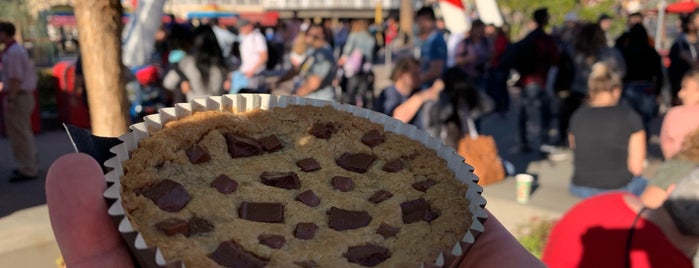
<box><xmin>666</xmin><ymin>0</ymin><xmax>699</xmax><ymax>14</ymax></box>
<box><xmin>47</xmin><ymin>15</ymin><xmax>77</xmax><ymax>27</ymax></box>
<box><xmin>220</xmin><ymin>12</ymin><xmax>279</xmax><ymax>27</ymax></box>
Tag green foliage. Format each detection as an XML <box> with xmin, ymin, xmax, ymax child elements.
<box><xmin>516</xmin><ymin>217</ymin><xmax>557</xmax><ymax>258</ymax></box>
<box><xmin>36</xmin><ymin>68</ymin><xmax>58</xmax><ymax>113</ymax></box>
<box><xmin>497</xmin><ymin>0</ymin><xmax>625</xmax><ymax>40</ymax></box>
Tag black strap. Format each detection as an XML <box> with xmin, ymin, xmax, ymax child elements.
<box><xmin>625</xmin><ymin>207</ymin><xmax>647</xmax><ymax>268</ymax></box>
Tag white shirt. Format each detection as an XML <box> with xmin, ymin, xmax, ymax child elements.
<box><xmin>212</xmin><ymin>25</ymin><xmax>237</xmax><ymax>59</ymax></box>
<box><xmin>239</xmin><ymin>29</ymin><xmax>268</xmax><ymax>75</ymax></box>
<box><xmin>1</xmin><ymin>43</ymin><xmax>37</xmax><ymax>91</ymax></box>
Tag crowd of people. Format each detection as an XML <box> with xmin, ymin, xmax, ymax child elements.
<box><xmin>2</xmin><ymin>3</ymin><xmax>699</xmax><ymax>267</ymax></box>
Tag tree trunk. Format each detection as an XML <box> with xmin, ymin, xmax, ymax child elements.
<box><xmin>74</xmin><ymin>0</ymin><xmax>129</xmax><ymax>137</ymax></box>
<box><xmin>400</xmin><ymin>0</ymin><xmax>414</xmax><ymax>45</ymax></box>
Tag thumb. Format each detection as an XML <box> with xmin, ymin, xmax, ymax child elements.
<box><xmin>46</xmin><ymin>153</ymin><xmax>133</xmax><ymax>268</ymax></box>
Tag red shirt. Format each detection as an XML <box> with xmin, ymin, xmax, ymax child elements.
<box><xmin>542</xmin><ymin>193</ymin><xmax>692</xmax><ymax>268</ymax></box>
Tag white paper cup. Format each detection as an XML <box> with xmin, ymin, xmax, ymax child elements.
<box><xmin>103</xmin><ymin>94</ymin><xmax>488</xmax><ymax>267</ymax></box>
<box><xmin>515</xmin><ymin>174</ymin><xmax>534</xmax><ymax>204</ymax></box>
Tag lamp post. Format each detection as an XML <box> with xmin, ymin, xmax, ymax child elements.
<box><xmin>656</xmin><ymin>0</ymin><xmax>667</xmax><ymax>50</ymax></box>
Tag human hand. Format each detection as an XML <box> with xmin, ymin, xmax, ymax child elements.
<box><xmin>244</xmin><ymin>70</ymin><xmax>255</xmax><ymax>78</ymax></box>
<box><xmin>457</xmin><ymin>210</ymin><xmax>545</xmax><ymax>268</ymax></box>
<box><xmin>430</xmin><ymin>79</ymin><xmax>445</xmax><ymax>93</ymax></box>
<box><xmin>46</xmin><ymin>153</ymin><xmax>134</xmax><ymax>268</ymax></box>
<box><xmin>223</xmin><ymin>80</ymin><xmax>231</xmax><ymax>91</ymax></box>
<box><xmin>421</xmin><ymin>79</ymin><xmax>444</xmax><ymax>102</ymax></box>
<box><xmin>181</xmin><ymin>81</ymin><xmax>191</xmax><ymax>94</ymax></box>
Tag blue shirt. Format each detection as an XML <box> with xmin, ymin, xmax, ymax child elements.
<box><xmin>376</xmin><ymin>86</ymin><xmax>424</xmax><ymax>129</ymax></box>
<box><xmin>418</xmin><ymin>30</ymin><xmax>447</xmax><ymax>88</ymax></box>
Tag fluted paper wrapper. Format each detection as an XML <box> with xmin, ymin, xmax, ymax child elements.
<box><xmin>103</xmin><ymin>94</ymin><xmax>488</xmax><ymax>268</ymax></box>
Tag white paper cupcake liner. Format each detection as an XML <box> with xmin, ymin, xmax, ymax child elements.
<box><xmin>103</xmin><ymin>94</ymin><xmax>488</xmax><ymax>268</ymax></box>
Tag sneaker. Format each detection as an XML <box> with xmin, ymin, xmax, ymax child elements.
<box><xmin>540</xmin><ymin>145</ymin><xmax>569</xmax><ymax>161</ymax></box>
<box><xmin>9</xmin><ymin>173</ymin><xmax>38</xmax><ymax>183</ymax></box>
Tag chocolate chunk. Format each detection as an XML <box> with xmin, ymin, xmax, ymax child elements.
<box><xmin>368</xmin><ymin>190</ymin><xmax>393</xmax><ymax>204</ymax></box>
<box><xmin>412</xmin><ymin>179</ymin><xmax>438</xmax><ymax>192</ymax></box>
<box><xmin>259</xmin><ymin>135</ymin><xmax>284</xmax><ymax>152</ymax></box>
<box><xmin>296</xmin><ymin>158</ymin><xmax>321</xmax><ymax>172</ymax></box>
<box><xmin>345</xmin><ymin>244</ymin><xmax>391</xmax><ymax>267</ymax></box>
<box><xmin>376</xmin><ymin>223</ymin><xmax>400</xmax><ymax>238</ymax></box>
<box><xmin>185</xmin><ymin>144</ymin><xmax>210</xmax><ymax>164</ymax></box>
<box><xmin>294</xmin><ymin>222</ymin><xmax>319</xmax><ymax>240</ymax></box>
<box><xmin>328</xmin><ymin>207</ymin><xmax>372</xmax><ymax>231</ymax></box>
<box><xmin>155</xmin><ymin>218</ymin><xmax>189</xmax><ymax>236</ymax></box>
<box><xmin>331</xmin><ymin>176</ymin><xmax>353</xmax><ymax>192</ymax></box>
<box><xmin>423</xmin><ymin>208</ymin><xmax>440</xmax><ymax>223</ymax></box>
<box><xmin>361</xmin><ymin>130</ymin><xmax>385</xmax><ymax>148</ymax></box>
<box><xmin>336</xmin><ymin>153</ymin><xmax>377</xmax><ymax>173</ymax></box>
<box><xmin>188</xmin><ymin>217</ymin><xmax>214</xmax><ymax>236</ymax></box>
<box><xmin>239</xmin><ymin>202</ymin><xmax>284</xmax><ymax>223</ymax></box>
<box><xmin>258</xmin><ymin>234</ymin><xmax>286</xmax><ymax>249</ymax></box>
<box><xmin>382</xmin><ymin>159</ymin><xmax>404</xmax><ymax>173</ymax></box>
<box><xmin>260</xmin><ymin>171</ymin><xmax>301</xmax><ymax>190</ymax></box>
<box><xmin>308</xmin><ymin>122</ymin><xmax>335</xmax><ymax>139</ymax></box>
<box><xmin>401</xmin><ymin>198</ymin><xmax>429</xmax><ymax>224</ymax></box>
<box><xmin>208</xmin><ymin>239</ymin><xmax>268</xmax><ymax>268</ymax></box>
<box><xmin>294</xmin><ymin>260</ymin><xmax>319</xmax><ymax>268</ymax></box>
<box><xmin>211</xmin><ymin>174</ymin><xmax>238</xmax><ymax>194</ymax></box>
<box><xmin>295</xmin><ymin>190</ymin><xmax>321</xmax><ymax>207</ymax></box>
<box><xmin>141</xmin><ymin>179</ymin><xmax>191</xmax><ymax>212</ymax></box>
<box><xmin>224</xmin><ymin>133</ymin><xmax>263</xmax><ymax>158</ymax></box>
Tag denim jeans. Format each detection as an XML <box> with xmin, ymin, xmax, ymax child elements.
<box><xmin>569</xmin><ymin>177</ymin><xmax>648</xmax><ymax>199</ymax></box>
<box><xmin>621</xmin><ymin>82</ymin><xmax>657</xmax><ymax>136</ymax></box>
<box><xmin>518</xmin><ymin>82</ymin><xmax>552</xmax><ymax>148</ymax></box>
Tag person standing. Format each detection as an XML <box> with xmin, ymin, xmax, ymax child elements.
<box><xmin>668</xmin><ymin>12</ymin><xmax>699</xmax><ymax>106</ymax></box>
<box><xmin>415</xmin><ymin>6</ymin><xmax>447</xmax><ymax>89</ymax></box>
<box><xmin>558</xmin><ymin>23</ymin><xmax>625</xmax><ymax>147</ymax></box>
<box><xmin>163</xmin><ymin>25</ymin><xmax>229</xmax><ymax>102</ymax></box>
<box><xmin>619</xmin><ymin>24</ymin><xmax>663</xmax><ymax>138</ymax></box>
<box><xmin>210</xmin><ymin>18</ymin><xmax>237</xmax><ymax>68</ymax></box>
<box><xmin>338</xmin><ymin>19</ymin><xmax>375</xmax><ymax>109</ymax></box>
<box><xmin>598</xmin><ymin>14</ymin><xmax>614</xmax><ymax>47</ymax></box>
<box><xmin>513</xmin><ymin>8</ymin><xmax>559</xmax><ymax>152</ymax></box>
<box><xmin>0</xmin><ymin>21</ymin><xmax>39</xmax><ymax>182</ymax></box>
<box><xmin>236</xmin><ymin>19</ymin><xmax>268</xmax><ymax>93</ymax></box>
<box><xmin>272</xmin><ymin>24</ymin><xmax>336</xmax><ymax>101</ymax></box>
<box><xmin>454</xmin><ymin>19</ymin><xmax>491</xmax><ymax>92</ymax></box>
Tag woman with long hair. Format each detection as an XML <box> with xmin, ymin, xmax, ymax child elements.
<box><xmin>163</xmin><ymin>25</ymin><xmax>229</xmax><ymax>102</ymax></box>
<box><xmin>558</xmin><ymin>23</ymin><xmax>626</xmax><ymax>146</ymax></box>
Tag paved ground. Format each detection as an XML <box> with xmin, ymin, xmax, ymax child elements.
<box><xmin>0</xmin><ymin>63</ymin><xmax>665</xmax><ymax>267</ymax></box>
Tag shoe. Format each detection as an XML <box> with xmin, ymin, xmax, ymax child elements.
<box><xmin>540</xmin><ymin>145</ymin><xmax>569</xmax><ymax>161</ymax></box>
<box><xmin>9</xmin><ymin>173</ymin><xmax>38</xmax><ymax>183</ymax></box>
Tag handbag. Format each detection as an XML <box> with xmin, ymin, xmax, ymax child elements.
<box><xmin>457</xmin><ymin>118</ymin><xmax>506</xmax><ymax>186</ymax></box>
<box><xmin>343</xmin><ymin>48</ymin><xmax>363</xmax><ymax>78</ymax></box>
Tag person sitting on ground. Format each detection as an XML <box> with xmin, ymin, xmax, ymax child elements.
<box><xmin>568</xmin><ymin>62</ymin><xmax>646</xmax><ymax>198</ymax></box>
<box><xmin>661</xmin><ymin>69</ymin><xmax>699</xmax><ymax>159</ymax></box>
<box><xmin>271</xmin><ymin>23</ymin><xmax>336</xmax><ymax>101</ymax></box>
<box><xmin>374</xmin><ymin>57</ymin><xmax>443</xmax><ymax>130</ymax></box>
<box><xmin>643</xmin><ymin>126</ymin><xmax>699</xmax><ymax>208</ymax></box>
<box><xmin>163</xmin><ymin>25</ymin><xmax>229</xmax><ymax>102</ymax></box>
<box><xmin>542</xmin><ymin>168</ymin><xmax>699</xmax><ymax>268</ymax></box>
